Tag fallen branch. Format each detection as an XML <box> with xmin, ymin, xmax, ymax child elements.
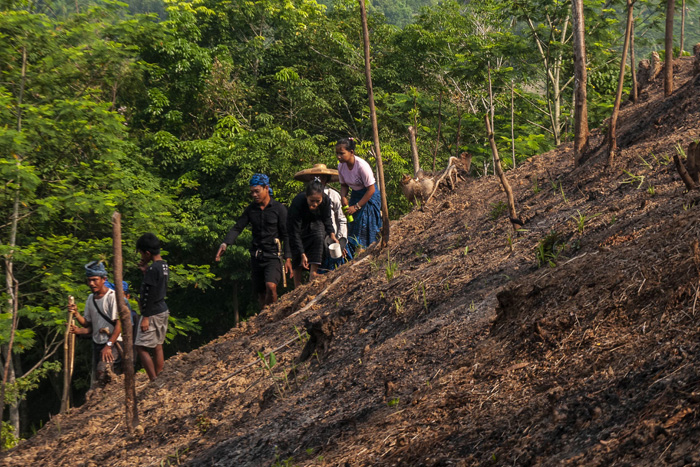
<box><xmin>424</xmin><ymin>157</ymin><xmax>458</xmax><ymax>205</ymax></box>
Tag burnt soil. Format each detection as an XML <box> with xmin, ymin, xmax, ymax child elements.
<box><xmin>3</xmin><ymin>59</ymin><xmax>700</xmax><ymax>467</ymax></box>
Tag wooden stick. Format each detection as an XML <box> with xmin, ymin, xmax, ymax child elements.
<box><xmin>485</xmin><ymin>114</ymin><xmax>520</xmax><ymax>228</ymax></box>
<box><xmin>60</xmin><ymin>306</ymin><xmax>73</xmax><ymax>413</ymax></box>
<box><xmin>112</xmin><ymin>211</ymin><xmax>139</xmax><ymax>432</ymax></box>
<box><xmin>424</xmin><ymin>158</ymin><xmax>457</xmax><ymax>205</ymax></box>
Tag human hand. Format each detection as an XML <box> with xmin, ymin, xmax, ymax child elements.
<box><xmin>346</xmin><ymin>204</ymin><xmax>359</xmax><ymax>216</ymax></box>
<box><xmin>215</xmin><ymin>243</ymin><xmax>227</xmax><ymax>262</ymax></box>
<box><xmin>67</xmin><ymin>303</ymin><xmax>78</xmax><ymax>316</ymax></box>
<box><xmin>330</xmin><ymin>233</ymin><xmax>338</xmax><ymax>244</ymax></box>
<box><xmin>140</xmin><ymin>316</ymin><xmax>150</xmax><ymax>332</ymax></box>
<box><xmin>285</xmin><ymin>258</ymin><xmax>293</xmax><ymax>277</ymax></box>
<box><xmin>101</xmin><ymin>345</ymin><xmax>115</xmax><ymax>362</ymax></box>
<box><xmin>301</xmin><ymin>253</ymin><xmax>309</xmax><ymax>270</ymax></box>
<box><xmin>70</xmin><ymin>324</ymin><xmax>87</xmax><ymax>335</ymax></box>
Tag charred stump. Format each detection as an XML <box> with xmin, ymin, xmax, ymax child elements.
<box><xmin>638</xmin><ymin>52</ymin><xmax>663</xmax><ymax>91</ymax></box>
<box><xmin>674</xmin><ymin>141</ymin><xmax>700</xmax><ymax>190</ymax></box>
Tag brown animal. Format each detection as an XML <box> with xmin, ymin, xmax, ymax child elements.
<box><xmin>401</xmin><ymin>156</ymin><xmax>463</xmax><ymax>207</ymax></box>
<box><xmin>400</xmin><ymin>171</ymin><xmax>434</xmax><ymax>206</ymax></box>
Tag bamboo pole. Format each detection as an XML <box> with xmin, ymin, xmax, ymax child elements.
<box><xmin>60</xmin><ymin>298</ymin><xmax>75</xmax><ymax>413</ymax></box>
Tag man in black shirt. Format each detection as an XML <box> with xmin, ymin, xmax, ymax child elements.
<box><xmin>215</xmin><ymin>174</ymin><xmax>292</xmax><ymax>309</ymax></box>
<box><xmin>135</xmin><ymin>233</ymin><xmax>169</xmax><ymax>381</ymax></box>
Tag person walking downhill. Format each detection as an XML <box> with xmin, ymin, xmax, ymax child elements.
<box><xmin>293</xmin><ymin>164</ymin><xmax>351</xmax><ymax>271</ymax></box>
<box><xmin>287</xmin><ymin>178</ymin><xmax>339</xmax><ymax>286</ymax></box>
<box><xmin>215</xmin><ymin>174</ymin><xmax>293</xmax><ymax>308</ymax></box>
<box><xmin>335</xmin><ymin>137</ymin><xmax>382</xmax><ymax>253</ymax></box>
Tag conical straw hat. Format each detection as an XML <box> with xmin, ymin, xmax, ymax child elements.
<box><xmin>294</xmin><ymin>164</ymin><xmax>339</xmax><ymax>183</ymax></box>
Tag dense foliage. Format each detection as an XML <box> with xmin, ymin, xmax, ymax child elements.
<box><xmin>1</xmin><ymin>0</ymin><xmax>698</xmax><ymax>443</ymax></box>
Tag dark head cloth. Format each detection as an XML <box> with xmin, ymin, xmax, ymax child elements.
<box><xmin>85</xmin><ymin>260</ymin><xmax>107</xmax><ymax>278</ymax></box>
<box><xmin>250</xmin><ymin>173</ymin><xmax>273</xmax><ymax>197</ymax></box>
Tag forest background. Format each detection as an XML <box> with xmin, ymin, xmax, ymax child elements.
<box><xmin>1</xmin><ymin>0</ymin><xmax>699</xmax><ymax>446</ymax></box>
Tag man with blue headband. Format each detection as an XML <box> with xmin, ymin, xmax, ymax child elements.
<box><xmin>69</xmin><ymin>260</ymin><xmax>122</xmax><ymax>388</ymax></box>
<box><xmin>215</xmin><ymin>174</ymin><xmax>292</xmax><ymax>309</ymax></box>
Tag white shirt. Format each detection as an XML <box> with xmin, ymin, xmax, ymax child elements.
<box><xmin>324</xmin><ymin>186</ymin><xmax>347</xmax><ymax>238</ymax></box>
<box><xmin>84</xmin><ymin>289</ymin><xmax>123</xmax><ymax>344</ymax></box>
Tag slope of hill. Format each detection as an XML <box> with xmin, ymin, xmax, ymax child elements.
<box><xmin>3</xmin><ymin>58</ymin><xmax>700</xmax><ymax>467</ymax></box>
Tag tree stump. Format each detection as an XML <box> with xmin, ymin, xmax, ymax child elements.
<box><xmin>674</xmin><ymin>141</ymin><xmax>700</xmax><ymax>190</ymax></box>
<box><xmin>638</xmin><ymin>51</ymin><xmax>663</xmax><ymax>90</ymax></box>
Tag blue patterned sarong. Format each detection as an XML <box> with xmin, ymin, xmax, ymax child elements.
<box><xmin>348</xmin><ymin>184</ymin><xmax>382</xmax><ymax>251</ymax></box>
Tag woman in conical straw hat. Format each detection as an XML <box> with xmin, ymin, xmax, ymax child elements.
<box><xmin>294</xmin><ymin>164</ymin><xmax>347</xmax><ymax>240</ymax></box>
<box><xmin>294</xmin><ymin>164</ymin><xmax>351</xmax><ymax>272</ymax></box>
<box><xmin>287</xmin><ymin>178</ymin><xmax>338</xmax><ymax>287</ymax></box>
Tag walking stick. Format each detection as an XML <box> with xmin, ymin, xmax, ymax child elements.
<box><xmin>275</xmin><ymin>239</ymin><xmax>287</xmax><ymax>288</ymax></box>
<box><xmin>60</xmin><ymin>296</ymin><xmax>75</xmax><ymax>413</ymax></box>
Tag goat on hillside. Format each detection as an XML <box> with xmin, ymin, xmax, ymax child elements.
<box><xmin>401</xmin><ymin>156</ymin><xmax>464</xmax><ymax>207</ymax></box>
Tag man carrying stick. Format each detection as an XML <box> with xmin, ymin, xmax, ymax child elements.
<box><xmin>215</xmin><ymin>174</ymin><xmax>293</xmax><ymax>309</ymax></box>
<box><xmin>69</xmin><ymin>261</ymin><xmax>122</xmax><ymax>388</ymax></box>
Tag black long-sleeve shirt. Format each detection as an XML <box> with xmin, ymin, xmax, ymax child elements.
<box><xmin>223</xmin><ymin>199</ymin><xmax>292</xmax><ymax>259</ymax></box>
<box><xmin>287</xmin><ymin>192</ymin><xmax>334</xmax><ymax>255</ymax></box>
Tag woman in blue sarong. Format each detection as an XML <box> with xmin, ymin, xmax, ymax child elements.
<box><xmin>336</xmin><ymin>137</ymin><xmax>382</xmax><ymax>253</ymax></box>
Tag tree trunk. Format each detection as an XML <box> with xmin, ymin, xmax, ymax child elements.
<box><xmin>680</xmin><ymin>0</ymin><xmax>685</xmax><ymax>56</ymax></box>
<box><xmin>233</xmin><ymin>280</ymin><xmax>239</xmax><ymax>328</ymax></box>
<box><xmin>511</xmin><ymin>81</ymin><xmax>516</xmax><ymax>169</ymax></box>
<box><xmin>487</xmin><ymin>64</ymin><xmax>496</xmax><ymax>174</ymax></box>
<box><xmin>408</xmin><ymin>126</ymin><xmax>421</xmax><ymax>177</ymax></box>
<box><xmin>572</xmin><ymin>0</ymin><xmax>590</xmax><ymax>165</ymax></box>
<box><xmin>552</xmin><ymin>13</ymin><xmax>569</xmax><ymax>146</ymax></box>
<box><xmin>665</xmin><ymin>0</ymin><xmax>675</xmax><ymax>97</ymax></box>
<box><xmin>455</xmin><ymin>111</ymin><xmax>462</xmax><ymax>157</ymax></box>
<box><xmin>1</xmin><ymin>287</ymin><xmax>20</xmax><ymax>444</ymax></box>
<box><xmin>1</xmin><ymin>45</ymin><xmax>26</xmax><ymax>448</ymax></box>
<box><xmin>525</xmin><ymin>14</ymin><xmax>569</xmax><ymax>146</ymax></box>
<box><xmin>485</xmin><ymin>66</ymin><xmax>518</xmax><ymax>227</ymax></box>
<box><xmin>608</xmin><ymin>0</ymin><xmax>635</xmax><ymax>166</ymax></box>
<box><xmin>358</xmin><ymin>0</ymin><xmax>390</xmax><ymax>247</ymax></box>
<box><xmin>484</xmin><ymin>115</ymin><xmax>519</xmax><ymax>228</ymax></box>
<box><xmin>432</xmin><ymin>91</ymin><xmax>442</xmax><ymax>172</ymax></box>
<box><xmin>111</xmin><ymin>212</ymin><xmax>139</xmax><ymax>432</ymax></box>
<box><xmin>630</xmin><ymin>19</ymin><xmax>638</xmax><ymax>102</ymax></box>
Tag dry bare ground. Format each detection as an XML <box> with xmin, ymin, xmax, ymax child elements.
<box><xmin>3</xmin><ymin>58</ymin><xmax>700</xmax><ymax>467</ymax></box>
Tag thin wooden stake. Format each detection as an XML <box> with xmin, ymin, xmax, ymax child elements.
<box><xmin>112</xmin><ymin>212</ymin><xmax>139</xmax><ymax>432</ymax></box>
<box><xmin>358</xmin><ymin>0</ymin><xmax>390</xmax><ymax>248</ymax></box>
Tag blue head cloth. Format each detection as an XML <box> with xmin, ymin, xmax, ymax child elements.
<box><xmin>105</xmin><ymin>280</ymin><xmax>129</xmax><ymax>293</ymax></box>
<box><xmin>250</xmin><ymin>173</ymin><xmax>273</xmax><ymax>197</ymax></box>
<box><xmin>85</xmin><ymin>261</ymin><xmax>107</xmax><ymax>278</ymax></box>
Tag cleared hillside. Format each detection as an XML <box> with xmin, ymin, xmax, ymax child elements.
<box><xmin>2</xmin><ymin>58</ymin><xmax>700</xmax><ymax>467</ymax></box>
